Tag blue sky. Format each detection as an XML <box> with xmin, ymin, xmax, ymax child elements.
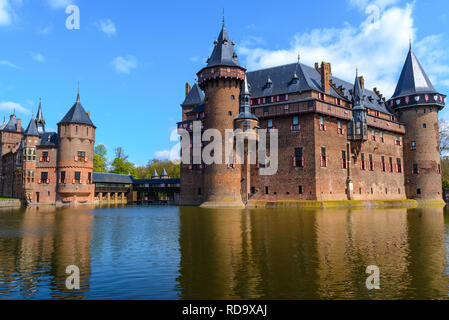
<box><xmin>0</xmin><ymin>0</ymin><xmax>448</xmax><ymax>165</ymax></box>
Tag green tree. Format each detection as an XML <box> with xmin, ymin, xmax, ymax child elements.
<box><xmin>94</xmin><ymin>144</ymin><xmax>108</xmax><ymax>172</ymax></box>
<box><xmin>109</xmin><ymin>147</ymin><xmax>137</xmax><ymax>177</ymax></box>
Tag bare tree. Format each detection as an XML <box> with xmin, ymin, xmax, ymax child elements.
<box><xmin>439</xmin><ymin>120</ymin><xmax>449</xmax><ymax>155</ymax></box>
<box><xmin>114</xmin><ymin>147</ymin><xmax>128</xmax><ymax>160</ymax></box>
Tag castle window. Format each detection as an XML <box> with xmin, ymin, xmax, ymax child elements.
<box><xmin>87</xmin><ymin>127</ymin><xmax>89</xmax><ymax>136</ymax></box>
<box><xmin>251</xmin><ymin>187</ymin><xmax>256</xmax><ymax>194</ymax></box>
<box><xmin>423</xmin><ymin>123</ymin><xmax>427</xmax><ymax>129</ymax></box>
<box><xmin>341</xmin><ymin>151</ymin><xmax>347</xmax><ymax>169</ymax></box>
<box><xmin>413</xmin><ymin>164</ymin><xmax>419</xmax><ymax>175</ymax></box>
<box><xmin>291</xmin><ymin>116</ymin><xmax>300</xmax><ymax>131</ymax></box>
<box><xmin>319</xmin><ymin>117</ymin><xmax>326</xmax><ymax>131</ymax></box>
<box><xmin>361</xmin><ymin>153</ymin><xmax>366</xmax><ymax>170</ymax></box>
<box><xmin>74</xmin><ymin>172</ymin><xmax>81</xmax><ymax>184</ymax></box>
<box><xmin>41</xmin><ymin>151</ymin><xmax>49</xmax><ymax>162</ymax></box>
<box><xmin>228</xmin><ymin>111</ymin><xmax>232</xmax><ymax>116</ymax></box>
<box><xmin>76</xmin><ymin>126</ymin><xmax>78</xmax><ymax>134</ymax></box>
<box><xmin>231</xmin><ymin>95</ymin><xmax>235</xmax><ymax>100</ymax></box>
<box><xmin>77</xmin><ymin>151</ymin><xmax>86</xmax><ymax>162</ymax></box>
<box><xmin>320</xmin><ymin>147</ymin><xmax>328</xmax><ymax>168</ymax></box>
<box><xmin>382</xmin><ymin>156</ymin><xmax>387</xmax><ymax>171</ymax></box>
<box><xmin>293</xmin><ymin>147</ymin><xmax>305</xmax><ymax>168</ymax></box>
<box><xmin>395</xmin><ymin>136</ymin><xmax>401</xmax><ymax>146</ymax></box>
<box><xmin>337</xmin><ymin>121</ymin><xmax>344</xmax><ymax>135</ymax></box>
<box><xmin>198</xmin><ymin>188</ymin><xmax>202</xmax><ymax>196</ymax></box>
<box><xmin>396</xmin><ymin>158</ymin><xmax>402</xmax><ymax>173</ymax></box>
<box><xmin>369</xmin><ymin>154</ymin><xmax>374</xmax><ymax>171</ymax></box>
<box><xmin>299</xmin><ymin>186</ymin><xmax>303</xmax><ymax>194</ymax></box>
<box><xmin>88</xmin><ymin>172</ymin><xmax>92</xmax><ymax>184</ymax></box>
<box><xmin>389</xmin><ymin>157</ymin><xmax>394</xmax><ymax>173</ymax></box>
<box><xmin>417</xmin><ymin>188</ymin><xmax>422</xmax><ymax>195</ymax></box>
<box><xmin>438</xmin><ymin>164</ymin><xmax>441</xmax><ymax>174</ymax></box>
<box><xmin>411</xmin><ymin>141</ymin><xmax>416</xmax><ymax>151</ymax></box>
<box><xmin>265</xmin><ymin>186</ymin><xmax>269</xmax><ymax>195</ymax></box>
<box><xmin>40</xmin><ymin>172</ymin><xmax>48</xmax><ymax>184</ymax></box>
<box><xmin>60</xmin><ymin>171</ymin><xmax>66</xmax><ymax>184</ymax></box>
<box><xmin>371</xmin><ymin>130</ymin><xmax>376</xmax><ymax>141</ymax></box>
<box><xmin>380</xmin><ymin>132</ymin><xmax>384</xmax><ymax>143</ymax></box>
<box><xmin>267</xmin><ymin>119</ymin><xmax>274</xmax><ymax>132</ymax></box>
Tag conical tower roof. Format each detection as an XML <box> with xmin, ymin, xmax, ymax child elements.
<box><xmin>151</xmin><ymin>169</ymin><xmax>159</xmax><ymax>179</ymax></box>
<box><xmin>161</xmin><ymin>168</ymin><xmax>168</xmax><ymax>178</ymax></box>
<box><xmin>206</xmin><ymin>20</ymin><xmax>240</xmax><ymax>68</ymax></box>
<box><xmin>25</xmin><ymin>116</ymin><xmax>39</xmax><ymax>136</ymax></box>
<box><xmin>59</xmin><ymin>92</ymin><xmax>95</xmax><ymax>127</ymax></box>
<box><xmin>391</xmin><ymin>48</ymin><xmax>437</xmax><ymax>99</ymax></box>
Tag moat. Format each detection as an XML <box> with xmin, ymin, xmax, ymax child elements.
<box><xmin>0</xmin><ymin>205</ymin><xmax>449</xmax><ymax>300</ymax></box>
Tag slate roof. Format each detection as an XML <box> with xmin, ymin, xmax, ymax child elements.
<box><xmin>2</xmin><ymin>115</ymin><xmax>23</xmax><ymax>132</ymax></box>
<box><xmin>182</xmin><ymin>83</ymin><xmax>205</xmax><ymax>107</ymax></box>
<box><xmin>186</xmin><ymin>104</ymin><xmax>205</xmax><ymax>115</ymax></box>
<box><xmin>24</xmin><ymin>118</ymin><xmax>40</xmax><ymax>136</ymax></box>
<box><xmin>391</xmin><ymin>48</ymin><xmax>437</xmax><ymax>99</ymax></box>
<box><xmin>206</xmin><ymin>23</ymin><xmax>240</xmax><ymax>68</ymax></box>
<box><xmin>246</xmin><ymin>62</ymin><xmax>392</xmax><ymax>115</ymax></box>
<box><xmin>93</xmin><ymin>172</ymin><xmax>134</xmax><ymax>184</ymax></box>
<box><xmin>151</xmin><ymin>169</ymin><xmax>159</xmax><ymax>178</ymax></box>
<box><xmin>59</xmin><ymin>94</ymin><xmax>95</xmax><ymax>127</ymax></box>
<box><xmin>161</xmin><ymin>169</ymin><xmax>168</xmax><ymax>177</ymax></box>
<box><xmin>132</xmin><ymin>178</ymin><xmax>180</xmax><ymax>185</ymax></box>
<box><xmin>38</xmin><ymin>132</ymin><xmax>58</xmax><ymax>146</ymax></box>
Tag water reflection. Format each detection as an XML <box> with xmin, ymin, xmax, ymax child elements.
<box><xmin>0</xmin><ymin>205</ymin><xmax>448</xmax><ymax>299</ymax></box>
<box><xmin>177</xmin><ymin>207</ymin><xmax>449</xmax><ymax>300</ymax></box>
<box><xmin>0</xmin><ymin>206</ymin><xmax>94</xmax><ymax>299</ymax></box>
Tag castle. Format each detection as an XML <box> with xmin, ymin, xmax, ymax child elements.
<box><xmin>178</xmin><ymin>21</ymin><xmax>446</xmax><ymax>207</ymax></box>
<box><xmin>0</xmin><ymin>92</ymin><xmax>96</xmax><ymax>205</ymax></box>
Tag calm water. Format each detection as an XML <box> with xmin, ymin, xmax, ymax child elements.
<box><xmin>0</xmin><ymin>205</ymin><xmax>448</xmax><ymax>300</ymax></box>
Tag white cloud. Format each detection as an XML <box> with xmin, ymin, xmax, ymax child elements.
<box><xmin>0</xmin><ymin>0</ymin><xmax>15</xmax><ymax>26</ymax></box>
<box><xmin>97</xmin><ymin>19</ymin><xmax>116</xmax><ymax>37</ymax></box>
<box><xmin>0</xmin><ymin>60</ymin><xmax>21</xmax><ymax>69</ymax></box>
<box><xmin>46</xmin><ymin>0</ymin><xmax>74</xmax><ymax>9</ymax></box>
<box><xmin>154</xmin><ymin>150</ymin><xmax>171</xmax><ymax>159</ymax></box>
<box><xmin>239</xmin><ymin>2</ymin><xmax>446</xmax><ymax>98</ymax></box>
<box><xmin>31</xmin><ymin>52</ymin><xmax>46</xmax><ymax>63</ymax></box>
<box><xmin>37</xmin><ymin>25</ymin><xmax>52</xmax><ymax>35</ymax></box>
<box><xmin>0</xmin><ymin>101</ymin><xmax>30</xmax><ymax>114</ymax></box>
<box><xmin>111</xmin><ymin>55</ymin><xmax>137</xmax><ymax>74</ymax></box>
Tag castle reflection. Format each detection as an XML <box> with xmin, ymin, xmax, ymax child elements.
<box><xmin>177</xmin><ymin>207</ymin><xmax>449</xmax><ymax>300</ymax></box>
<box><xmin>0</xmin><ymin>206</ymin><xmax>94</xmax><ymax>299</ymax></box>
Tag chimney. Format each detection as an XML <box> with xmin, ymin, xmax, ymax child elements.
<box><xmin>358</xmin><ymin>76</ymin><xmax>365</xmax><ymax>91</ymax></box>
<box><xmin>185</xmin><ymin>82</ymin><xmax>191</xmax><ymax>98</ymax></box>
<box><xmin>16</xmin><ymin>119</ymin><xmax>21</xmax><ymax>132</ymax></box>
<box><xmin>321</xmin><ymin>61</ymin><xmax>331</xmax><ymax>93</ymax></box>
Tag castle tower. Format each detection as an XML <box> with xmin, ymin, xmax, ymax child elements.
<box><xmin>234</xmin><ymin>75</ymin><xmax>259</xmax><ymax>203</ymax></box>
<box><xmin>197</xmin><ymin>19</ymin><xmax>246</xmax><ymax>207</ymax></box>
<box><xmin>388</xmin><ymin>47</ymin><xmax>446</xmax><ymax>201</ymax></box>
<box><xmin>35</xmin><ymin>98</ymin><xmax>46</xmax><ymax>135</ymax></box>
<box><xmin>56</xmin><ymin>91</ymin><xmax>96</xmax><ymax>204</ymax></box>
<box><xmin>22</xmin><ymin>116</ymin><xmax>40</xmax><ymax>203</ymax></box>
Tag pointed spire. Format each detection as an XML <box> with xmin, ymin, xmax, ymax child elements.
<box><xmin>161</xmin><ymin>168</ymin><xmax>169</xmax><ymax>178</ymax></box>
<box><xmin>76</xmin><ymin>81</ymin><xmax>80</xmax><ymax>103</ymax></box>
<box><xmin>222</xmin><ymin>8</ymin><xmax>225</xmax><ymax>27</ymax></box>
<box><xmin>235</xmin><ymin>74</ymin><xmax>258</xmax><ymax>121</ymax></box>
<box><xmin>25</xmin><ymin>116</ymin><xmax>39</xmax><ymax>136</ymax></box>
<box><xmin>151</xmin><ymin>169</ymin><xmax>159</xmax><ymax>179</ymax></box>
<box><xmin>391</xmin><ymin>47</ymin><xmax>437</xmax><ymax>99</ymax></box>
<box><xmin>353</xmin><ymin>70</ymin><xmax>365</xmax><ymax>109</ymax></box>
<box><xmin>206</xmin><ymin>17</ymin><xmax>239</xmax><ymax>68</ymax></box>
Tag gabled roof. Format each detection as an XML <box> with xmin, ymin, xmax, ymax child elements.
<box><xmin>246</xmin><ymin>62</ymin><xmax>392</xmax><ymax>115</ymax></box>
<box><xmin>24</xmin><ymin>117</ymin><xmax>40</xmax><ymax>136</ymax></box>
<box><xmin>182</xmin><ymin>83</ymin><xmax>204</xmax><ymax>107</ymax></box>
<box><xmin>59</xmin><ymin>94</ymin><xmax>95</xmax><ymax>127</ymax></box>
<box><xmin>38</xmin><ymin>132</ymin><xmax>58</xmax><ymax>146</ymax></box>
<box><xmin>93</xmin><ymin>172</ymin><xmax>134</xmax><ymax>184</ymax></box>
<box><xmin>391</xmin><ymin>48</ymin><xmax>437</xmax><ymax>99</ymax></box>
<box><xmin>206</xmin><ymin>23</ymin><xmax>240</xmax><ymax>68</ymax></box>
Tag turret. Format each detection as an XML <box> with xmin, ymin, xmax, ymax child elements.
<box><xmin>160</xmin><ymin>169</ymin><xmax>169</xmax><ymax>179</ymax></box>
<box><xmin>387</xmin><ymin>47</ymin><xmax>446</xmax><ymax>201</ymax></box>
<box><xmin>56</xmin><ymin>90</ymin><xmax>96</xmax><ymax>204</ymax></box>
<box><xmin>151</xmin><ymin>169</ymin><xmax>159</xmax><ymax>179</ymax></box>
<box><xmin>348</xmin><ymin>70</ymin><xmax>368</xmax><ymax>141</ymax></box>
<box><xmin>196</xmin><ymin>18</ymin><xmax>246</xmax><ymax>207</ymax></box>
<box><xmin>35</xmin><ymin>98</ymin><xmax>46</xmax><ymax>134</ymax></box>
<box><xmin>22</xmin><ymin>116</ymin><xmax>40</xmax><ymax>202</ymax></box>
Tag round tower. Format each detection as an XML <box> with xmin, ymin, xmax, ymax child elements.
<box><xmin>197</xmin><ymin>20</ymin><xmax>246</xmax><ymax>207</ymax></box>
<box><xmin>388</xmin><ymin>47</ymin><xmax>446</xmax><ymax>201</ymax></box>
<box><xmin>56</xmin><ymin>92</ymin><xmax>96</xmax><ymax>204</ymax></box>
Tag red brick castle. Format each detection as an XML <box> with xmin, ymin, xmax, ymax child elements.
<box><xmin>178</xmin><ymin>21</ymin><xmax>446</xmax><ymax>206</ymax></box>
<box><xmin>0</xmin><ymin>91</ymin><xmax>96</xmax><ymax>205</ymax></box>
